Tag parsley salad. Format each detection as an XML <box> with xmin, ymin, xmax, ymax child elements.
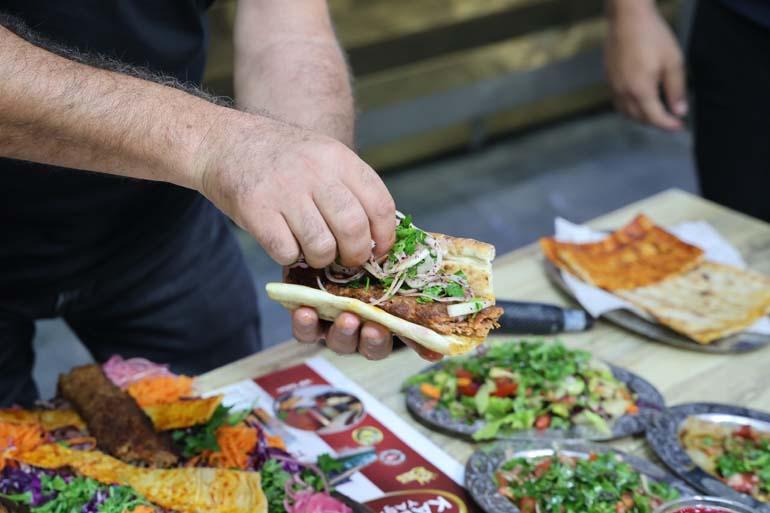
<box><xmin>497</xmin><ymin>452</ymin><xmax>680</xmax><ymax>513</ymax></box>
<box><xmin>405</xmin><ymin>340</ymin><xmax>640</xmax><ymax>441</ymax></box>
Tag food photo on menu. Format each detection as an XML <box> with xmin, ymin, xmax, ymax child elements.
<box><xmin>3</xmin><ymin>1</ymin><xmax>770</xmax><ymax>513</ymax></box>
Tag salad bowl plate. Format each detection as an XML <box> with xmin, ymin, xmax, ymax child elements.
<box><xmin>465</xmin><ymin>439</ymin><xmax>696</xmax><ymax>513</ymax></box>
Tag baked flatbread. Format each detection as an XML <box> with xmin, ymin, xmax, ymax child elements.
<box><xmin>540</xmin><ymin>214</ymin><xmax>704</xmax><ymax>290</ymax></box>
<box><xmin>617</xmin><ymin>261</ymin><xmax>770</xmax><ymax>343</ymax></box>
<box><xmin>0</xmin><ymin>397</ymin><xmax>222</xmax><ymax>434</ymax></box>
<box><xmin>268</xmin><ymin>230</ymin><xmax>503</xmax><ymax>356</ymax></box>
<box><xmin>15</xmin><ymin>444</ymin><xmax>267</xmax><ymax>513</ymax></box>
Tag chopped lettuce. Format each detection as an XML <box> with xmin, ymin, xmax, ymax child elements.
<box><xmin>404</xmin><ymin>340</ymin><xmax>637</xmax><ymax>440</ymax></box>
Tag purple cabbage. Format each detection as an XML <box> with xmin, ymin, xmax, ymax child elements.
<box><xmin>248</xmin><ymin>424</ymin><xmax>303</xmax><ymax>473</ymax></box>
<box><xmin>81</xmin><ymin>486</ymin><xmax>110</xmax><ymax>513</ymax></box>
<box><xmin>0</xmin><ymin>466</ymin><xmax>59</xmax><ymax>506</ymax></box>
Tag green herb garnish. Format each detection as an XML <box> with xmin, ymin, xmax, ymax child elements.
<box><xmin>389</xmin><ymin>215</ymin><xmax>427</xmax><ymax>261</ymax></box>
<box><xmin>171</xmin><ymin>404</ymin><xmax>250</xmax><ymax>458</ymax></box>
<box><xmin>404</xmin><ymin>340</ymin><xmax>637</xmax><ymax>441</ymax></box>
<box><xmin>497</xmin><ymin>452</ymin><xmax>679</xmax><ymax>513</ymax></box>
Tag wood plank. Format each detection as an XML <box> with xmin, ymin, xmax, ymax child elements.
<box><xmin>197</xmin><ymin>190</ymin><xmax>770</xmax><ymax>466</ymax></box>
<box><xmin>361</xmin><ymin>84</ymin><xmax>610</xmax><ymax>170</ymax></box>
<box><xmin>330</xmin><ymin>0</ymin><xmax>543</xmax><ymax>48</ymax></box>
<box><xmin>345</xmin><ymin>0</ymin><xmax>603</xmax><ymax>76</ymax></box>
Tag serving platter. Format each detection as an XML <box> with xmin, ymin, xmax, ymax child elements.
<box><xmin>404</xmin><ymin>360</ymin><xmax>664</xmax><ymax>442</ymax></box>
<box><xmin>646</xmin><ymin>403</ymin><xmax>770</xmax><ymax>513</ymax></box>
<box><xmin>465</xmin><ymin>439</ymin><xmax>696</xmax><ymax>513</ymax></box>
<box><xmin>545</xmin><ymin>261</ymin><xmax>770</xmax><ymax>354</ymax></box>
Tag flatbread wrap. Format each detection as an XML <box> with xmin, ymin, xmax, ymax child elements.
<box><xmin>267</xmin><ymin>214</ymin><xmax>503</xmax><ymax>355</ymax></box>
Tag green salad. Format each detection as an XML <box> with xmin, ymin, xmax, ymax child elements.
<box><xmin>496</xmin><ymin>452</ymin><xmax>680</xmax><ymax>513</ymax></box>
<box><xmin>404</xmin><ymin>340</ymin><xmax>639</xmax><ymax>440</ymax></box>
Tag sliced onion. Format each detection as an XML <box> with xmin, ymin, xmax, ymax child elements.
<box><xmin>324</xmin><ymin>266</ymin><xmax>366</xmax><ymax>284</ymax></box>
<box><xmin>384</xmin><ymin>248</ymin><xmax>429</xmax><ymax>274</ymax></box>
<box><xmin>362</xmin><ymin>255</ymin><xmax>387</xmax><ymax>279</ymax></box>
<box><xmin>316</xmin><ymin>275</ymin><xmax>327</xmax><ymax>292</ymax></box>
<box><xmin>370</xmin><ymin>271</ymin><xmax>406</xmax><ymax>305</ymax></box>
<box><xmin>329</xmin><ymin>262</ymin><xmax>362</xmax><ymax>276</ymax></box>
<box><xmin>447</xmin><ymin>300</ymin><xmax>494</xmax><ymax>317</ymax></box>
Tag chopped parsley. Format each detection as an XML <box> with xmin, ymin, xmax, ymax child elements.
<box><xmin>497</xmin><ymin>452</ymin><xmax>679</xmax><ymax>513</ymax></box>
<box><xmin>261</xmin><ymin>455</ymin><xmax>342</xmax><ymax>513</ymax></box>
<box><xmin>172</xmin><ymin>404</ymin><xmax>250</xmax><ymax>458</ymax></box>
<box><xmin>389</xmin><ymin>215</ymin><xmax>427</xmax><ymax>261</ymax></box>
<box><xmin>7</xmin><ymin>474</ymin><xmax>151</xmax><ymax>513</ymax></box>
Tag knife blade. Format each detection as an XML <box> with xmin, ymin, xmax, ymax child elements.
<box><xmin>495</xmin><ymin>299</ymin><xmax>593</xmax><ymax>335</ymax></box>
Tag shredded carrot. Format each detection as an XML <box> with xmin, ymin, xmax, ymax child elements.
<box><xmin>61</xmin><ymin>436</ymin><xmax>97</xmax><ymax>449</ymax></box>
<box><xmin>184</xmin><ymin>453</ymin><xmax>205</xmax><ymax>467</ymax></box>
<box><xmin>0</xmin><ymin>422</ymin><xmax>46</xmax><ymax>471</ymax></box>
<box><xmin>626</xmin><ymin>403</ymin><xmax>640</xmax><ymax>415</ymax></box>
<box><xmin>126</xmin><ymin>375</ymin><xmax>194</xmax><ymax>407</ymax></box>
<box><xmin>420</xmin><ymin>383</ymin><xmax>441</xmax><ymax>400</ymax></box>
<box><xmin>127</xmin><ymin>506</ymin><xmax>156</xmax><ymax>513</ymax></box>
<box><xmin>265</xmin><ymin>433</ymin><xmax>286</xmax><ymax>450</ymax></box>
<box><xmin>206</xmin><ymin>426</ymin><xmax>258</xmax><ymax>470</ymax></box>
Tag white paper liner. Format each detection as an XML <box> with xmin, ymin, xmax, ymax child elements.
<box><xmin>553</xmin><ymin>218</ymin><xmax>770</xmax><ymax>336</ymax></box>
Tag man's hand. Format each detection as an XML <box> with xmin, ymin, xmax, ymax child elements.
<box><xmin>196</xmin><ymin>113</ymin><xmax>395</xmax><ymax>269</ymax></box>
<box><xmin>291</xmin><ymin>308</ymin><xmax>444</xmax><ymax>362</ymax></box>
<box><xmin>194</xmin><ymin>112</ymin><xmax>432</xmax><ymax>360</ymax></box>
<box><xmin>605</xmin><ymin>0</ymin><xmax>687</xmax><ymax>131</ymax></box>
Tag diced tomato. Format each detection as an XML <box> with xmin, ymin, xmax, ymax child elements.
<box><xmin>556</xmin><ymin>395</ymin><xmax>577</xmax><ymax>406</ymax></box>
<box><xmin>626</xmin><ymin>403</ymin><xmax>639</xmax><ymax>415</ymax></box>
<box><xmin>493</xmin><ymin>378</ymin><xmax>518</xmax><ymax>397</ymax></box>
<box><xmin>621</xmin><ymin>494</ymin><xmax>634</xmax><ymax>508</ymax></box>
<box><xmin>615</xmin><ymin>495</ymin><xmax>634</xmax><ymax>513</ymax></box>
<box><xmin>498</xmin><ymin>486</ymin><xmax>515</xmax><ymax>499</ymax></box>
<box><xmin>534</xmin><ymin>458</ymin><xmax>552</xmax><ymax>477</ymax></box>
<box><xmin>455</xmin><ymin>369</ymin><xmax>473</xmax><ymax>380</ymax></box>
<box><xmin>735</xmin><ymin>425</ymin><xmax>756</xmax><ymax>440</ymax></box>
<box><xmin>535</xmin><ymin>415</ymin><xmax>552</xmax><ymax>431</ymax></box>
<box><xmin>519</xmin><ymin>497</ymin><xmax>537</xmax><ymax>513</ymax></box>
<box><xmin>458</xmin><ymin>382</ymin><xmax>480</xmax><ymax>397</ymax></box>
<box><xmin>456</xmin><ymin>377</ymin><xmax>472</xmax><ymax>387</ymax></box>
<box><xmin>588</xmin><ymin>453</ymin><xmax>599</xmax><ymax>461</ymax></box>
<box><xmin>726</xmin><ymin>472</ymin><xmax>758</xmax><ymax>494</ymax></box>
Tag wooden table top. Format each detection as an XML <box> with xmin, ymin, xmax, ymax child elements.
<box><xmin>197</xmin><ymin>188</ymin><xmax>770</xmax><ymax>465</ymax></box>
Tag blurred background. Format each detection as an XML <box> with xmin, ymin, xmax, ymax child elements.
<box><xmin>34</xmin><ymin>0</ymin><xmax>697</xmax><ymax>396</ymax></box>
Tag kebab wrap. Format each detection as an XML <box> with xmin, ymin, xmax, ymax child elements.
<box><xmin>267</xmin><ymin>214</ymin><xmax>503</xmax><ymax>355</ymax></box>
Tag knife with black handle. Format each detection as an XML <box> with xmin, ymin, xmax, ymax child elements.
<box><xmin>495</xmin><ymin>299</ymin><xmax>593</xmax><ymax>335</ymax></box>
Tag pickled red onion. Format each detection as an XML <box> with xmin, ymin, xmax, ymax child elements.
<box><xmin>102</xmin><ymin>355</ymin><xmax>174</xmax><ymax>388</ymax></box>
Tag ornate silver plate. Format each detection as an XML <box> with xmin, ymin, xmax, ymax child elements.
<box><xmin>545</xmin><ymin>261</ymin><xmax>770</xmax><ymax>354</ymax></box>
<box><xmin>646</xmin><ymin>403</ymin><xmax>770</xmax><ymax>513</ymax></box>
<box><xmin>405</xmin><ymin>360</ymin><xmax>665</xmax><ymax>441</ymax></box>
<box><xmin>465</xmin><ymin>439</ymin><xmax>696</xmax><ymax>513</ymax></box>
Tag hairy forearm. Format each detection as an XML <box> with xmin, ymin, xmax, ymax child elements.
<box><xmin>606</xmin><ymin>0</ymin><xmax>657</xmax><ymax>20</ymax></box>
<box><xmin>0</xmin><ymin>24</ymin><xmax>242</xmax><ymax>190</ymax></box>
<box><xmin>234</xmin><ymin>0</ymin><xmax>354</xmax><ymax>147</ymax></box>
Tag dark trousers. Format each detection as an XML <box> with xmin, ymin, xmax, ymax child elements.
<box><xmin>690</xmin><ymin>1</ymin><xmax>770</xmax><ymax>222</ymax></box>
<box><xmin>0</xmin><ymin>201</ymin><xmax>261</xmax><ymax>407</ymax></box>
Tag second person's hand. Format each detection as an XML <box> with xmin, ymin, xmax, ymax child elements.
<box><xmin>605</xmin><ymin>0</ymin><xmax>688</xmax><ymax>131</ymax></box>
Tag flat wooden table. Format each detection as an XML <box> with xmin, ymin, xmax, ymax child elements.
<box><xmin>198</xmin><ymin>188</ymin><xmax>770</xmax><ymax>465</ymax></box>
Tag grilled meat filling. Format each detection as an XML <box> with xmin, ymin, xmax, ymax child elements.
<box><xmin>287</xmin><ymin>267</ymin><xmax>502</xmax><ymax>338</ymax></box>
